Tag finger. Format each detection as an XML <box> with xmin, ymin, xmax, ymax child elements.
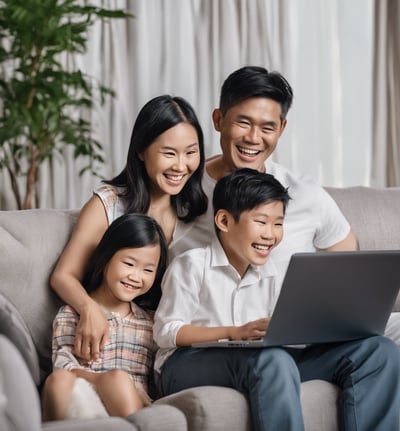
<box><xmin>74</xmin><ymin>333</ymin><xmax>85</xmax><ymax>359</ymax></box>
<box><xmin>90</xmin><ymin>339</ymin><xmax>101</xmax><ymax>361</ymax></box>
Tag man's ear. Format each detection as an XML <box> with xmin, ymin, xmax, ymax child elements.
<box><xmin>279</xmin><ymin>119</ymin><xmax>287</xmax><ymax>137</ymax></box>
<box><xmin>212</xmin><ymin>108</ymin><xmax>222</xmax><ymax>132</ymax></box>
<box><xmin>215</xmin><ymin>209</ymin><xmax>230</xmax><ymax>233</ymax></box>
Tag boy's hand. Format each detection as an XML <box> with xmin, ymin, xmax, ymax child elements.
<box><xmin>231</xmin><ymin>318</ymin><xmax>270</xmax><ymax>341</ymax></box>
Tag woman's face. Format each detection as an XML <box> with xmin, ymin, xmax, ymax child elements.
<box><xmin>139</xmin><ymin>122</ymin><xmax>201</xmax><ymax>197</ymax></box>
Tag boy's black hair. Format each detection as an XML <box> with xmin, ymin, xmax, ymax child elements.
<box><xmin>213</xmin><ymin>168</ymin><xmax>290</xmax><ymax>231</ymax></box>
<box><xmin>82</xmin><ymin>213</ymin><xmax>168</xmax><ymax>311</ymax></box>
<box><xmin>219</xmin><ymin>66</ymin><xmax>293</xmax><ymax>121</ymax></box>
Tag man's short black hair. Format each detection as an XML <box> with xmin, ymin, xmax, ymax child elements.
<box><xmin>219</xmin><ymin>66</ymin><xmax>293</xmax><ymax>121</ymax></box>
<box><xmin>213</xmin><ymin>168</ymin><xmax>290</xmax><ymax>228</ymax></box>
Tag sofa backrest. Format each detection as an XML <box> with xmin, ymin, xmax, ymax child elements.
<box><xmin>325</xmin><ymin>186</ymin><xmax>400</xmax><ymax>251</ymax></box>
<box><xmin>0</xmin><ymin>209</ymin><xmax>78</xmax><ymax>383</ymax></box>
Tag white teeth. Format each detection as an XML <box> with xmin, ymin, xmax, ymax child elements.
<box><xmin>238</xmin><ymin>147</ymin><xmax>259</xmax><ymax>156</ymax></box>
<box><xmin>165</xmin><ymin>174</ymin><xmax>184</xmax><ymax>181</ymax></box>
<box><xmin>253</xmin><ymin>244</ymin><xmax>271</xmax><ymax>250</ymax></box>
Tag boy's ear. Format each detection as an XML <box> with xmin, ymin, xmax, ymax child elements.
<box><xmin>214</xmin><ymin>209</ymin><xmax>230</xmax><ymax>232</ymax></box>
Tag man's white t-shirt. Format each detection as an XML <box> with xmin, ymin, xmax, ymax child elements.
<box><xmin>182</xmin><ymin>159</ymin><xmax>350</xmax><ymax>281</ymax></box>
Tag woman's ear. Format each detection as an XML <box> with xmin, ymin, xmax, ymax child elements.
<box><xmin>214</xmin><ymin>209</ymin><xmax>230</xmax><ymax>233</ymax></box>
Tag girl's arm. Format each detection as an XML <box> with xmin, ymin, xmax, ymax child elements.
<box><xmin>50</xmin><ymin>195</ymin><xmax>109</xmax><ymax>361</ymax></box>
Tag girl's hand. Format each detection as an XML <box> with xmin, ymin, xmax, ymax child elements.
<box><xmin>230</xmin><ymin>318</ymin><xmax>270</xmax><ymax>341</ymax></box>
<box><xmin>74</xmin><ymin>301</ymin><xmax>109</xmax><ymax>361</ymax></box>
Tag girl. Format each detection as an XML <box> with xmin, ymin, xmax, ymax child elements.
<box><xmin>42</xmin><ymin>213</ymin><xmax>168</xmax><ymax>420</ymax></box>
<box><xmin>50</xmin><ymin>95</ymin><xmax>208</xmax><ymax>362</ymax></box>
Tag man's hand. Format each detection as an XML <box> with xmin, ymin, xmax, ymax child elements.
<box><xmin>74</xmin><ymin>301</ymin><xmax>109</xmax><ymax>361</ymax></box>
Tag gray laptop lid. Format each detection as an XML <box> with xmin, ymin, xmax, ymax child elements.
<box><xmin>193</xmin><ymin>250</ymin><xmax>400</xmax><ymax>348</ymax></box>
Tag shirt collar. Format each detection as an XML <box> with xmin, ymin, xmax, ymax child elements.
<box><xmin>210</xmin><ymin>235</ymin><xmax>277</xmax><ymax>280</ymax></box>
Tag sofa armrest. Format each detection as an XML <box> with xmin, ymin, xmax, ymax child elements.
<box><xmin>0</xmin><ymin>293</ymin><xmax>40</xmax><ymax>385</ymax></box>
<box><xmin>0</xmin><ymin>335</ymin><xmax>41</xmax><ymax>431</ymax></box>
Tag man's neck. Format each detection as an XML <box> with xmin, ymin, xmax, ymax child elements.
<box><xmin>206</xmin><ymin>155</ymin><xmax>233</xmax><ymax>181</ymax></box>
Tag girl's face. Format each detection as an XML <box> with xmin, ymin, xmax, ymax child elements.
<box><xmin>101</xmin><ymin>244</ymin><xmax>161</xmax><ymax>304</ymax></box>
<box><xmin>139</xmin><ymin>122</ymin><xmax>201</xmax><ymax>197</ymax></box>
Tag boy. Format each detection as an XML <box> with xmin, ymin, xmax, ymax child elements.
<box><xmin>154</xmin><ymin>168</ymin><xmax>400</xmax><ymax>431</ymax></box>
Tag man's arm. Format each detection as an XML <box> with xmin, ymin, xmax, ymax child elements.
<box><xmin>318</xmin><ymin>229</ymin><xmax>359</xmax><ymax>252</ymax></box>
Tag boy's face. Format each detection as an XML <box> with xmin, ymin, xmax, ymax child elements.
<box><xmin>212</xmin><ymin>97</ymin><xmax>287</xmax><ymax>174</ymax></box>
<box><xmin>216</xmin><ymin>201</ymin><xmax>285</xmax><ymax>277</ymax></box>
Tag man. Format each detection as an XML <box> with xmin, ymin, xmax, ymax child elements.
<box><xmin>185</xmin><ymin>65</ymin><xmax>357</xmax><ymax>280</ymax></box>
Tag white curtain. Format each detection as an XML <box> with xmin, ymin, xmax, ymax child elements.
<box><xmin>0</xmin><ymin>0</ymin><xmax>375</xmax><ymax>210</ymax></box>
<box><xmin>371</xmin><ymin>0</ymin><xmax>400</xmax><ymax>187</ymax></box>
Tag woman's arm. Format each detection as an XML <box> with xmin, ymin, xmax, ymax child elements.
<box><xmin>50</xmin><ymin>196</ymin><xmax>109</xmax><ymax>361</ymax></box>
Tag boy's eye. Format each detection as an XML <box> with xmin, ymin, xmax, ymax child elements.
<box><xmin>255</xmin><ymin>220</ymin><xmax>265</xmax><ymax>225</ymax></box>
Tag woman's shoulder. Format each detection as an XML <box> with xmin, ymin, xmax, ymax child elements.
<box><xmin>94</xmin><ymin>183</ymin><xmax>119</xmax><ymax>199</ymax></box>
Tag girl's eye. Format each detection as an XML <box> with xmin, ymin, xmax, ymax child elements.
<box><xmin>144</xmin><ymin>269</ymin><xmax>154</xmax><ymax>273</ymax></box>
<box><xmin>124</xmin><ymin>261</ymin><xmax>133</xmax><ymax>267</ymax></box>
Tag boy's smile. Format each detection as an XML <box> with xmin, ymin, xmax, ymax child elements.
<box><xmin>216</xmin><ymin>200</ymin><xmax>285</xmax><ymax>277</ymax></box>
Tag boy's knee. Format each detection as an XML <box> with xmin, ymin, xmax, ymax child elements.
<box><xmin>253</xmin><ymin>348</ymin><xmax>299</xmax><ymax>378</ymax></box>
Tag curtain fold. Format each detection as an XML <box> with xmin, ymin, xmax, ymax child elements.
<box><xmin>372</xmin><ymin>0</ymin><xmax>400</xmax><ymax>187</ymax></box>
<box><xmin>0</xmin><ymin>0</ymin><xmax>376</xmax><ymax>210</ymax></box>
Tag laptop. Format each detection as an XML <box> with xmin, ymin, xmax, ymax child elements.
<box><xmin>192</xmin><ymin>250</ymin><xmax>400</xmax><ymax>348</ymax></box>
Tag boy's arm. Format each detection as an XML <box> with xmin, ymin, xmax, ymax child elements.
<box><xmin>154</xmin><ymin>251</ymin><xmax>271</xmax><ymax>347</ymax></box>
<box><xmin>176</xmin><ymin>319</ymin><xmax>269</xmax><ymax>346</ymax></box>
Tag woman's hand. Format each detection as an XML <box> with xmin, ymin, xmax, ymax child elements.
<box><xmin>74</xmin><ymin>300</ymin><xmax>109</xmax><ymax>361</ymax></box>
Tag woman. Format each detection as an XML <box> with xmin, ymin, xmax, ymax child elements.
<box><xmin>51</xmin><ymin>95</ymin><xmax>207</xmax><ymax>362</ymax></box>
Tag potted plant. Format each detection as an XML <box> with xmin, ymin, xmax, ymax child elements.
<box><xmin>0</xmin><ymin>0</ymin><xmax>131</xmax><ymax>209</ymax></box>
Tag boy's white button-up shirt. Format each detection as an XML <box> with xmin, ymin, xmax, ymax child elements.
<box><xmin>153</xmin><ymin>236</ymin><xmax>278</xmax><ymax>373</ymax></box>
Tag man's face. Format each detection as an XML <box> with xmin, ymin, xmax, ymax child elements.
<box><xmin>213</xmin><ymin>97</ymin><xmax>287</xmax><ymax>173</ymax></box>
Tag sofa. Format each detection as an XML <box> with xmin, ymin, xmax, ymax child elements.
<box><xmin>1</xmin><ymin>185</ymin><xmax>400</xmax><ymax>431</ymax></box>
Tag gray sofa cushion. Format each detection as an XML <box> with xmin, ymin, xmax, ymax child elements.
<box><xmin>326</xmin><ymin>186</ymin><xmax>400</xmax><ymax>250</ymax></box>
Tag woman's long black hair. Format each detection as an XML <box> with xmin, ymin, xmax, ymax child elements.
<box><xmin>82</xmin><ymin>213</ymin><xmax>168</xmax><ymax>311</ymax></box>
<box><xmin>105</xmin><ymin>95</ymin><xmax>208</xmax><ymax>223</ymax></box>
